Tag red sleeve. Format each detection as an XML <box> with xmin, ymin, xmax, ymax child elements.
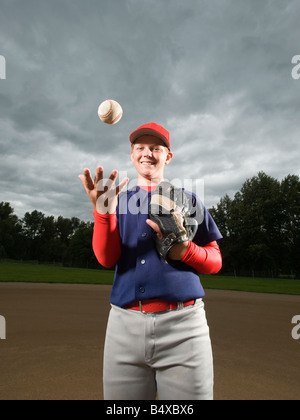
<box><xmin>181</xmin><ymin>240</ymin><xmax>222</xmax><ymax>274</ymax></box>
<box><xmin>92</xmin><ymin>209</ymin><xmax>121</xmax><ymax>268</ymax></box>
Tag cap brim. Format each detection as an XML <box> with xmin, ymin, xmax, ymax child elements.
<box><xmin>130</xmin><ymin>128</ymin><xmax>170</xmax><ymax>149</ymax></box>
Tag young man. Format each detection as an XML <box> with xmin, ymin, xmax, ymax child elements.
<box><xmin>79</xmin><ymin>122</ymin><xmax>222</xmax><ymax>400</ymax></box>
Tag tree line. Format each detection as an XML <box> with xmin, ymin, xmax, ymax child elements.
<box><xmin>0</xmin><ymin>205</ymin><xmax>99</xmax><ymax>268</ymax></box>
<box><xmin>0</xmin><ymin>171</ymin><xmax>299</xmax><ymax>277</ymax></box>
<box><xmin>209</xmin><ymin>172</ymin><xmax>299</xmax><ymax>278</ymax></box>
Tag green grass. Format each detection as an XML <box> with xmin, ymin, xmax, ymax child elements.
<box><xmin>0</xmin><ymin>261</ymin><xmax>115</xmax><ymax>285</ymax></box>
<box><xmin>0</xmin><ymin>261</ymin><xmax>299</xmax><ymax>295</ymax></box>
<box><xmin>201</xmin><ymin>275</ymin><xmax>300</xmax><ymax>295</ymax></box>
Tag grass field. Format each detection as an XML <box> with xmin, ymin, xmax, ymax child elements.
<box><xmin>200</xmin><ymin>275</ymin><xmax>300</xmax><ymax>295</ymax></box>
<box><xmin>0</xmin><ymin>260</ymin><xmax>300</xmax><ymax>295</ymax></box>
<box><xmin>0</xmin><ymin>261</ymin><xmax>114</xmax><ymax>285</ymax></box>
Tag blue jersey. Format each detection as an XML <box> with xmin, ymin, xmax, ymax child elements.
<box><xmin>110</xmin><ymin>186</ymin><xmax>222</xmax><ymax>307</ymax></box>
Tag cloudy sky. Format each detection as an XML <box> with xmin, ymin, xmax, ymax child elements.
<box><xmin>0</xmin><ymin>0</ymin><xmax>299</xmax><ymax>221</ymax></box>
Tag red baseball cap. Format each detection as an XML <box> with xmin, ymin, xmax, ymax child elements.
<box><xmin>129</xmin><ymin>122</ymin><xmax>171</xmax><ymax>150</ymax></box>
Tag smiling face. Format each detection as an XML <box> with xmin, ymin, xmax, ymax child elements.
<box><xmin>130</xmin><ymin>135</ymin><xmax>173</xmax><ymax>185</ymax></box>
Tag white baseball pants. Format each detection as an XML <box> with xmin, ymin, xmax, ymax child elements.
<box><xmin>103</xmin><ymin>299</ymin><xmax>214</xmax><ymax>400</ymax></box>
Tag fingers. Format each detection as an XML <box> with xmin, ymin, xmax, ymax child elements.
<box><xmin>102</xmin><ymin>170</ymin><xmax>129</xmax><ymax>195</ymax></box>
<box><xmin>79</xmin><ymin>166</ymin><xmax>112</xmax><ymax>192</ymax></box>
<box><xmin>94</xmin><ymin>166</ymin><xmax>105</xmax><ymax>192</ymax></box>
<box><xmin>105</xmin><ymin>169</ymin><xmax>119</xmax><ymax>190</ymax></box>
<box><xmin>94</xmin><ymin>166</ymin><xmax>104</xmax><ymax>185</ymax></box>
<box><xmin>95</xmin><ymin>166</ymin><xmax>120</xmax><ymax>187</ymax></box>
<box><xmin>116</xmin><ymin>176</ymin><xmax>129</xmax><ymax>195</ymax></box>
<box><xmin>146</xmin><ymin>219</ymin><xmax>163</xmax><ymax>240</ymax></box>
<box><xmin>79</xmin><ymin>167</ymin><xmax>129</xmax><ymax>196</ymax></box>
<box><xmin>94</xmin><ymin>169</ymin><xmax>118</xmax><ymax>192</ymax></box>
<box><xmin>78</xmin><ymin>168</ymin><xmax>94</xmax><ymax>191</ymax></box>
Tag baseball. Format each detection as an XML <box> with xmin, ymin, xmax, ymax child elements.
<box><xmin>98</xmin><ymin>99</ymin><xmax>123</xmax><ymax>125</ymax></box>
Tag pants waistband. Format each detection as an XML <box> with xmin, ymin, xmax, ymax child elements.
<box><xmin>123</xmin><ymin>298</ymin><xmax>196</xmax><ymax>313</ymax></box>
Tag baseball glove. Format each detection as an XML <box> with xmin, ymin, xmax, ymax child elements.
<box><xmin>148</xmin><ymin>181</ymin><xmax>198</xmax><ymax>263</ymax></box>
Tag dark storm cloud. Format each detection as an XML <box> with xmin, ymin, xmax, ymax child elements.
<box><xmin>0</xmin><ymin>0</ymin><xmax>299</xmax><ymax>220</ymax></box>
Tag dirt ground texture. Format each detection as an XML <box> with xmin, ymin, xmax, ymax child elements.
<box><xmin>0</xmin><ymin>282</ymin><xmax>299</xmax><ymax>400</ymax></box>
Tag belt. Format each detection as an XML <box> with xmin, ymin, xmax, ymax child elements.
<box><xmin>124</xmin><ymin>298</ymin><xmax>196</xmax><ymax>313</ymax></box>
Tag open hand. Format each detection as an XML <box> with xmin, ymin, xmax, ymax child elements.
<box><xmin>79</xmin><ymin>166</ymin><xmax>129</xmax><ymax>214</ymax></box>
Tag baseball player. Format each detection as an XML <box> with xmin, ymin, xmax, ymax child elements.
<box><xmin>79</xmin><ymin>122</ymin><xmax>222</xmax><ymax>400</ymax></box>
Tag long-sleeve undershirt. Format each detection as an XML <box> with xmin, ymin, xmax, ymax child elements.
<box><xmin>92</xmin><ymin>210</ymin><xmax>222</xmax><ymax>274</ymax></box>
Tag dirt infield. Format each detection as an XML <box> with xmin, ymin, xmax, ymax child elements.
<box><xmin>0</xmin><ymin>282</ymin><xmax>299</xmax><ymax>400</ymax></box>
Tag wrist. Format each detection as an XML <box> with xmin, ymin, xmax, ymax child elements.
<box><xmin>93</xmin><ymin>208</ymin><xmax>117</xmax><ymax>219</ymax></box>
<box><xmin>168</xmin><ymin>241</ymin><xmax>189</xmax><ymax>261</ymax></box>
